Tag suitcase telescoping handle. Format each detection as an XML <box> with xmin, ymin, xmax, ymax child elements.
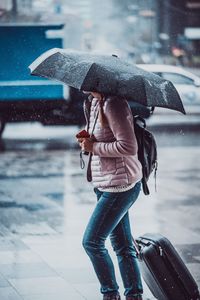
<box><xmin>133</xmin><ymin>236</ymin><xmax>164</xmax><ymax>258</ymax></box>
<box><xmin>132</xmin><ymin>236</ymin><xmax>141</xmax><ymax>257</ymax></box>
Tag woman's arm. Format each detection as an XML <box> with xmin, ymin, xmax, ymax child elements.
<box><xmin>93</xmin><ymin>97</ymin><xmax>138</xmax><ymax>157</ymax></box>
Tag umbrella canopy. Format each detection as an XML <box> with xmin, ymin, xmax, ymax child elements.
<box><xmin>29</xmin><ymin>48</ymin><xmax>185</xmax><ymax>114</ymax></box>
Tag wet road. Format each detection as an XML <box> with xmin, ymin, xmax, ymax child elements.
<box><xmin>0</xmin><ymin>123</ymin><xmax>199</xmax><ymax>300</ymax></box>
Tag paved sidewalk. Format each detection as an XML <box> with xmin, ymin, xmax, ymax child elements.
<box><xmin>0</xmin><ymin>144</ymin><xmax>199</xmax><ymax>299</ymax></box>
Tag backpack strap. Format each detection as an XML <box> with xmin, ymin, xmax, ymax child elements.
<box><xmin>80</xmin><ymin>97</ymin><xmax>91</xmax><ymax>169</ymax></box>
<box><xmin>86</xmin><ymin>109</ymin><xmax>99</xmax><ymax>182</ymax></box>
<box><xmin>80</xmin><ymin>96</ymin><xmax>99</xmax><ymax>182</ymax></box>
<box><xmin>140</xmin><ymin>125</ymin><xmax>150</xmax><ymax>195</ymax></box>
<box><xmin>154</xmin><ymin>160</ymin><xmax>158</xmax><ymax>192</ymax></box>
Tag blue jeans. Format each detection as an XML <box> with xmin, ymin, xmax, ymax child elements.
<box><xmin>82</xmin><ymin>181</ymin><xmax>143</xmax><ymax>297</ymax></box>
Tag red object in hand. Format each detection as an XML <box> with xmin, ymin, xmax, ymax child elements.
<box><xmin>76</xmin><ymin>129</ymin><xmax>90</xmax><ymax>138</ymax></box>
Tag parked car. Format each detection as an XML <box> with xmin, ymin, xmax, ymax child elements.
<box><xmin>137</xmin><ymin>64</ymin><xmax>200</xmax><ymax>116</ymax></box>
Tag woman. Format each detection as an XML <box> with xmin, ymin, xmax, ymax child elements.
<box><xmin>77</xmin><ymin>91</ymin><xmax>143</xmax><ymax>300</ymax></box>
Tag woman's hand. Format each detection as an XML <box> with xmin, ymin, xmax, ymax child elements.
<box><xmin>77</xmin><ymin>138</ymin><xmax>94</xmax><ymax>153</ymax></box>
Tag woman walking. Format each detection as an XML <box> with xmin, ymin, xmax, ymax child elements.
<box><xmin>77</xmin><ymin>91</ymin><xmax>143</xmax><ymax>300</ymax></box>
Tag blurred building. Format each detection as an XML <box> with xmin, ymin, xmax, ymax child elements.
<box><xmin>1</xmin><ymin>0</ymin><xmax>199</xmax><ymax>65</ymax></box>
<box><xmin>155</xmin><ymin>0</ymin><xmax>200</xmax><ymax>65</ymax></box>
<box><xmin>182</xmin><ymin>0</ymin><xmax>200</xmax><ymax>55</ymax></box>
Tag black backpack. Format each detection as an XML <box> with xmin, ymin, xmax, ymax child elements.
<box><xmin>134</xmin><ymin>116</ymin><xmax>158</xmax><ymax>195</ymax></box>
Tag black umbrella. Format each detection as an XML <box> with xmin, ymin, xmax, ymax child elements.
<box><xmin>29</xmin><ymin>48</ymin><xmax>185</xmax><ymax>114</ymax></box>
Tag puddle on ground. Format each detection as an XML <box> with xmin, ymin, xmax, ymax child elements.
<box><xmin>0</xmin><ymin>201</ymin><xmax>47</xmax><ymax>211</ymax></box>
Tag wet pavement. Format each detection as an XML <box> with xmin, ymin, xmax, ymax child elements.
<box><xmin>0</xmin><ymin>123</ymin><xmax>199</xmax><ymax>299</ymax></box>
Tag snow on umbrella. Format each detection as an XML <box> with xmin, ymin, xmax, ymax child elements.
<box><xmin>29</xmin><ymin>48</ymin><xmax>185</xmax><ymax>114</ymax></box>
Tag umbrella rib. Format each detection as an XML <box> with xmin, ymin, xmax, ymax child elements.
<box><xmin>80</xmin><ymin>63</ymin><xmax>96</xmax><ymax>91</ymax></box>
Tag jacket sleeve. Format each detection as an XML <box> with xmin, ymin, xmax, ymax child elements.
<box><xmin>92</xmin><ymin>98</ymin><xmax>138</xmax><ymax>157</ymax></box>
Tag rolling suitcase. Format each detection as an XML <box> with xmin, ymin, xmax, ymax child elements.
<box><xmin>134</xmin><ymin>233</ymin><xmax>200</xmax><ymax>300</ymax></box>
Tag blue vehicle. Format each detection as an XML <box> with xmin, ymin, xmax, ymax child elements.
<box><xmin>0</xmin><ymin>23</ymin><xmax>85</xmax><ymax>137</ymax></box>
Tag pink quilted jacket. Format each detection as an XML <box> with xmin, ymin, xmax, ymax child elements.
<box><xmin>88</xmin><ymin>96</ymin><xmax>142</xmax><ymax>188</ymax></box>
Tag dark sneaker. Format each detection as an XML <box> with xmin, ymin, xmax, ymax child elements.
<box><xmin>126</xmin><ymin>295</ymin><xmax>143</xmax><ymax>300</ymax></box>
<box><xmin>103</xmin><ymin>293</ymin><xmax>121</xmax><ymax>300</ymax></box>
